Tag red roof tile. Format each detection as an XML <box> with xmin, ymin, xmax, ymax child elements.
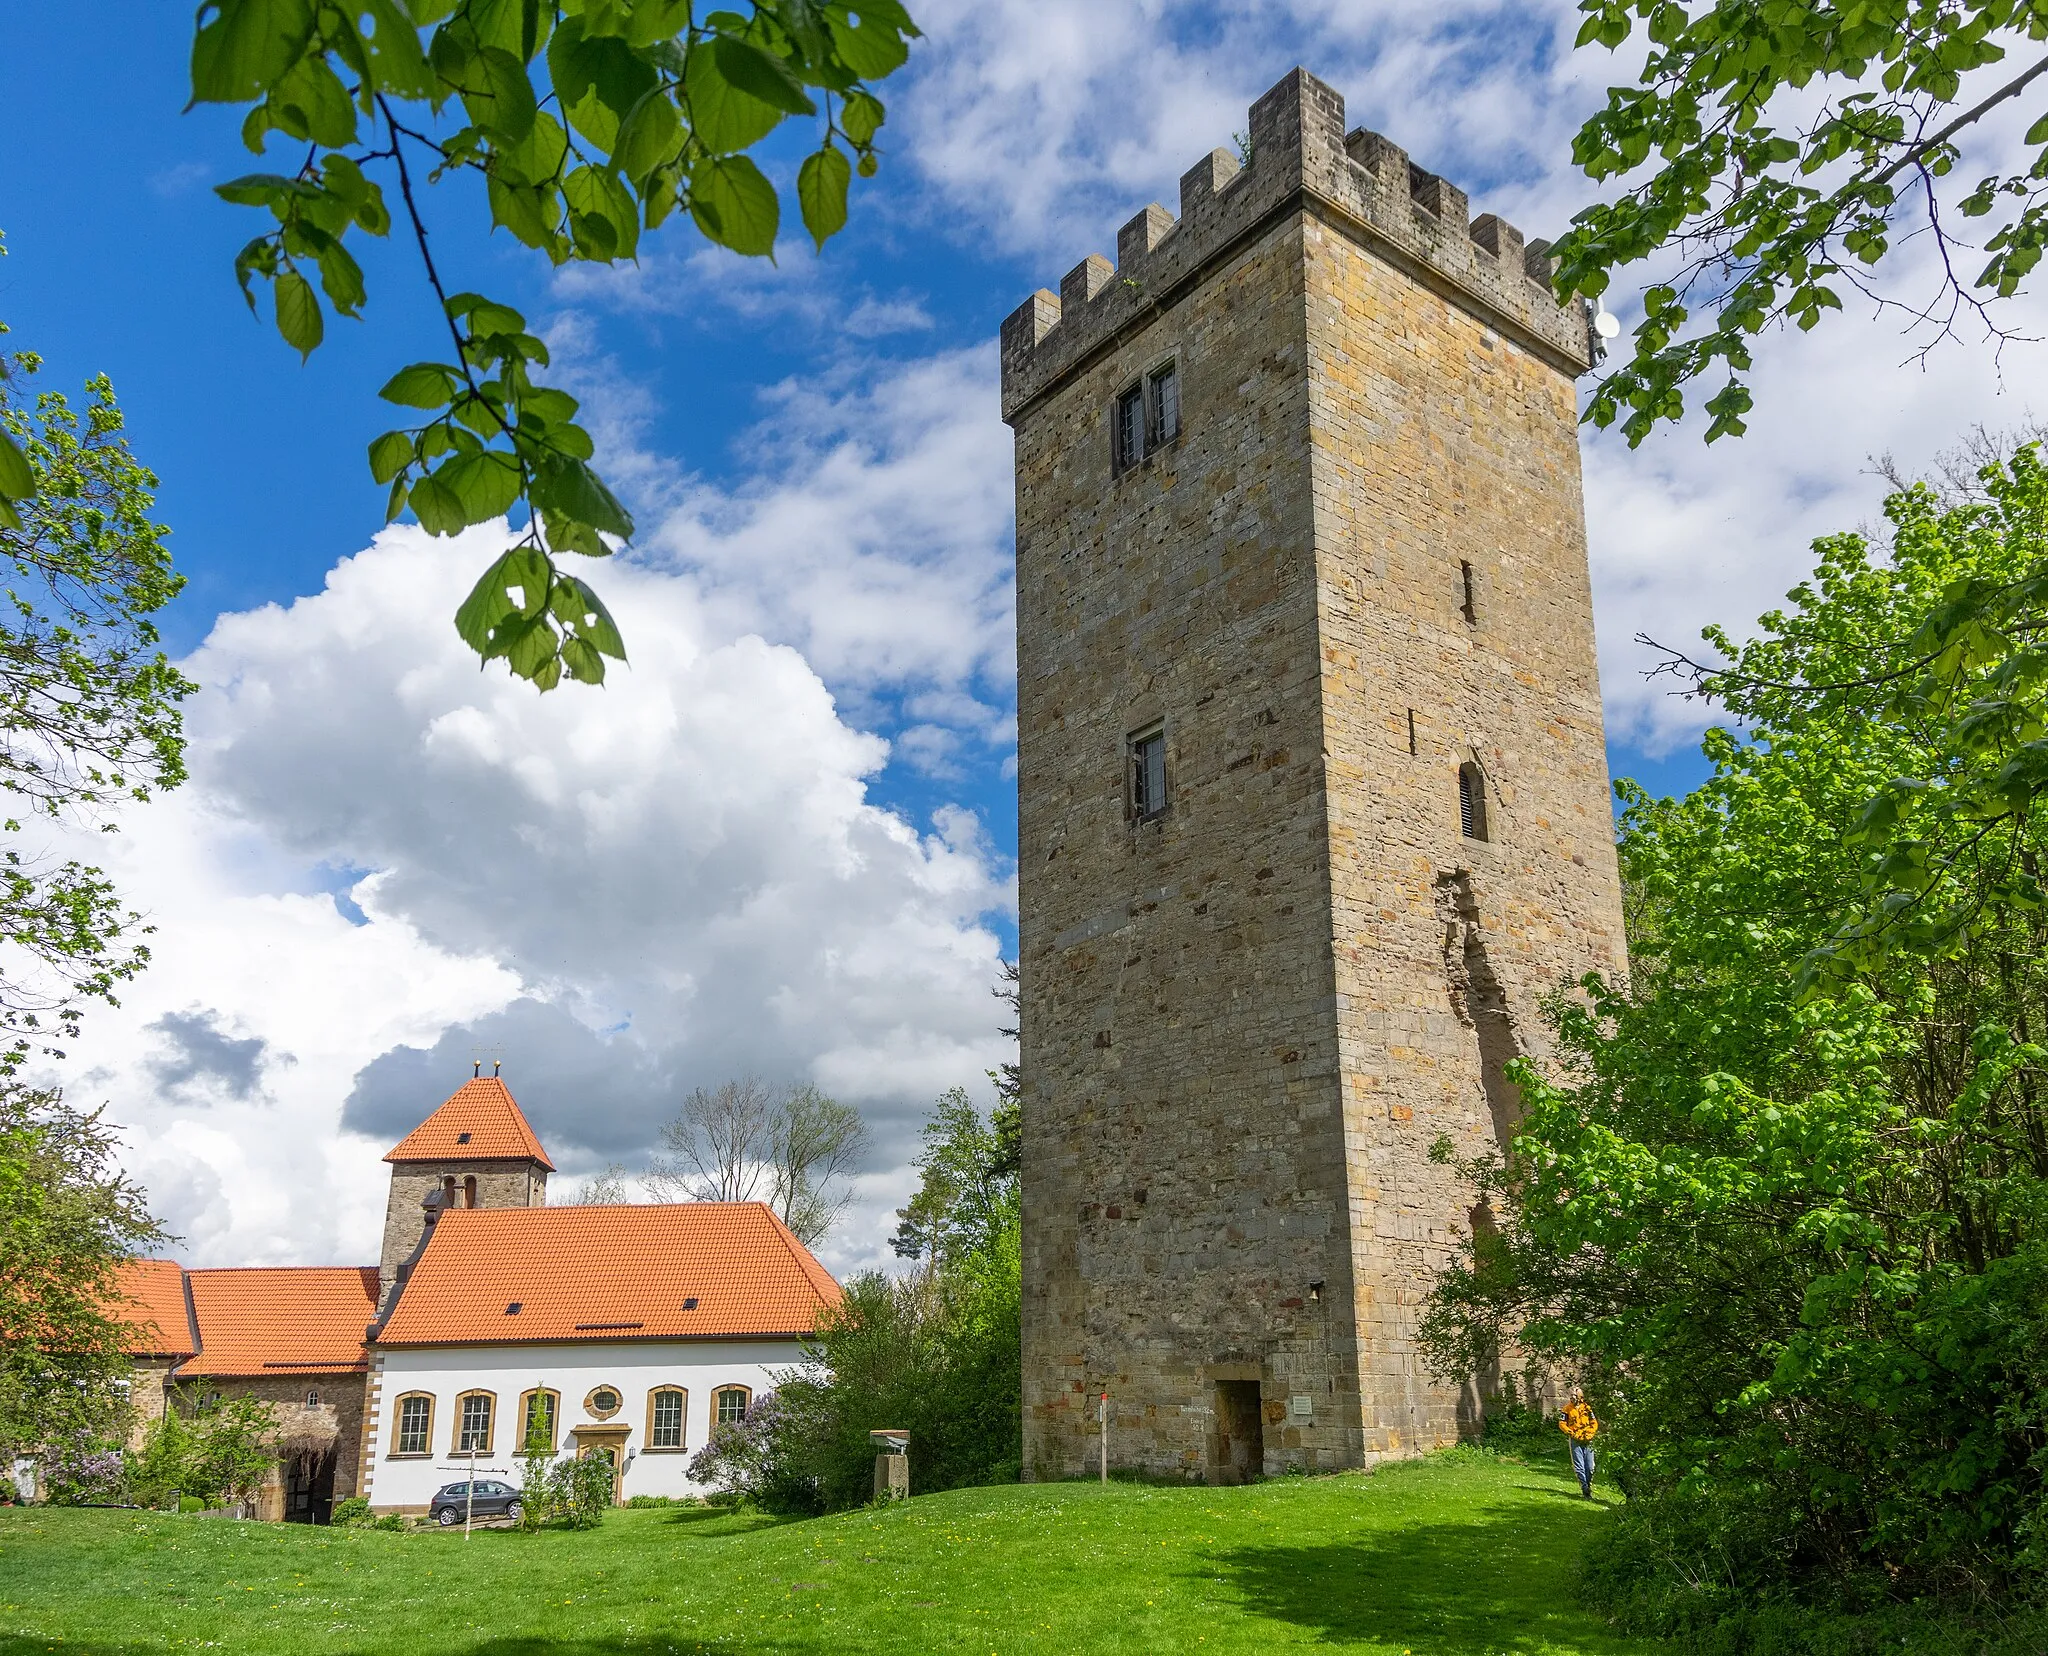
<box><xmin>109</xmin><ymin>1259</ymin><xmax>198</xmax><ymax>1359</ymax></box>
<box><xmin>382</xmin><ymin>1076</ymin><xmax>554</xmax><ymax>1170</ymax></box>
<box><xmin>180</xmin><ymin>1267</ymin><xmax>379</xmax><ymax>1377</ymax></box>
<box><xmin>376</xmin><ymin>1202</ymin><xmax>841</xmax><ymax>1347</ymax></box>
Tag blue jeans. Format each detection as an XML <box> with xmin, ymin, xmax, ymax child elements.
<box><xmin>1570</xmin><ymin>1439</ymin><xmax>1596</xmax><ymax>1495</ymax></box>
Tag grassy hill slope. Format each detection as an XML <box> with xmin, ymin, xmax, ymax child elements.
<box><xmin>0</xmin><ymin>1445</ymin><xmax>1651</xmax><ymax>1655</ymax></box>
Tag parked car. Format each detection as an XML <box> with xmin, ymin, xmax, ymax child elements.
<box><xmin>429</xmin><ymin>1480</ymin><xmax>522</xmax><ymax>1526</ymax></box>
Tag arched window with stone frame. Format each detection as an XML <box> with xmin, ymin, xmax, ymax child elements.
<box><xmin>712</xmin><ymin>1384</ymin><xmax>751</xmax><ymax>1428</ymax></box>
<box><xmin>517</xmin><ymin>1386</ymin><xmax>559</xmax><ymax>1453</ymax></box>
<box><xmin>392</xmin><ymin>1392</ymin><xmax>434</xmax><ymax>1457</ymax></box>
<box><xmin>646</xmin><ymin>1386</ymin><xmax>688</xmax><ymax>1450</ymax></box>
<box><xmin>452</xmin><ymin>1388</ymin><xmax>496</xmax><ymax>1455</ymax></box>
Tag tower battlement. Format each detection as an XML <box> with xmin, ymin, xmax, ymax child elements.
<box><xmin>999</xmin><ymin>68</ymin><xmax>1591</xmax><ymax>422</ymax></box>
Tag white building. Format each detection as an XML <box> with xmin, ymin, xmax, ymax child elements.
<box><xmin>359</xmin><ymin>1198</ymin><xmax>840</xmax><ymax>1511</ymax></box>
<box><xmin>112</xmin><ymin>1075</ymin><xmax>841</xmax><ymax>1519</ymax></box>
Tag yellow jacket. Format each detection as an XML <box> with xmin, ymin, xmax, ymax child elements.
<box><xmin>1560</xmin><ymin>1402</ymin><xmax>1599</xmax><ymax>1443</ymax></box>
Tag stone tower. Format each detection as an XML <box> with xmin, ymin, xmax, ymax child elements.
<box><xmin>377</xmin><ymin>1071</ymin><xmax>553</xmax><ymax>1299</ymax></box>
<box><xmin>1002</xmin><ymin>68</ymin><xmax>1627</xmax><ymax>1482</ymax></box>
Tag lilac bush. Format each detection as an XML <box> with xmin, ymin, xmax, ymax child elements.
<box><xmin>41</xmin><ymin>1432</ymin><xmax>126</xmax><ymax>1505</ymax></box>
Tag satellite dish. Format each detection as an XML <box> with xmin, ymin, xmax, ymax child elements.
<box><xmin>1593</xmin><ymin>309</ymin><xmax>1622</xmax><ymax>340</ymax></box>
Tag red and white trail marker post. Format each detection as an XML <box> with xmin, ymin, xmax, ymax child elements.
<box><xmin>1099</xmin><ymin>1392</ymin><xmax>1108</xmax><ymax>1485</ymax></box>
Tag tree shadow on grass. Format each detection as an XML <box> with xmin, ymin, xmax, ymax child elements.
<box><xmin>651</xmin><ymin>1505</ymin><xmax>801</xmax><ymax>1539</ymax></box>
<box><xmin>1208</xmin><ymin>1500</ymin><xmax>1648</xmax><ymax>1653</ymax></box>
<box><xmin>0</xmin><ymin>1638</ymin><xmax>805</xmax><ymax>1656</ymax></box>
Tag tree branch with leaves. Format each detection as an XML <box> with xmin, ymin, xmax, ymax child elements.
<box><xmin>15</xmin><ymin>0</ymin><xmax>920</xmax><ymax>695</ymax></box>
<box><xmin>1559</xmin><ymin>0</ymin><xmax>2048</xmax><ymax>444</ymax></box>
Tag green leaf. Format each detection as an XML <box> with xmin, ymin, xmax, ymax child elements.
<box><xmin>563</xmin><ymin>166</ymin><xmax>640</xmax><ymax>260</ymax></box>
<box><xmin>215</xmin><ymin>173</ymin><xmax>300</xmax><ymax>208</ymax></box>
<box><xmin>273</xmin><ymin>269</ymin><xmax>323</xmax><ymax>359</ymax></box>
<box><xmin>684</xmin><ymin>39</ymin><xmax>784</xmax><ymax>153</ymax></box>
<box><xmin>551</xmin><ymin>573</ymin><xmax>626</xmax><ymax>659</ymax></box>
<box><xmin>438</xmin><ymin>450</ymin><xmax>525</xmax><ymax>522</ymax></box>
<box><xmin>270</xmin><ymin>53</ymin><xmax>358</xmax><ymax>145</ymax></box>
<box><xmin>487</xmin><ymin>174</ymin><xmax>561</xmax><ymax>253</ymax></box>
<box><xmin>689</xmin><ymin>154</ymin><xmax>779</xmax><ymax>256</ymax></box>
<box><xmin>190</xmin><ymin>0</ymin><xmax>318</xmax><ymax>104</ymax></box>
<box><xmin>455</xmin><ymin>543</ymin><xmax>553</xmax><ymax>653</ymax></box>
<box><xmin>358</xmin><ymin>0</ymin><xmax>436</xmax><ymax>97</ymax></box>
<box><xmin>385</xmin><ymin>475</ymin><xmax>410</xmax><ymax>522</ymax></box>
<box><xmin>445</xmin><ymin>292</ymin><xmax>528</xmax><ymax>336</ymax></box>
<box><xmin>797</xmin><ymin>145</ymin><xmax>850</xmax><ymax>251</ymax></box>
<box><xmin>531</xmin><ymin>455</ymin><xmax>633</xmax><ymax>540</ymax></box>
<box><xmin>710</xmin><ymin>35</ymin><xmax>815</xmax><ymax>116</ymax></box>
<box><xmin>823</xmin><ymin>0</ymin><xmax>915</xmax><ymax>79</ymax></box>
<box><xmin>840</xmin><ymin>90</ymin><xmax>883</xmax><ymax>146</ymax></box>
<box><xmin>541</xmin><ymin>507</ymin><xmax>608</xmax><ymax>557</ymax></box>
<box><xmin>616</xmin><ymin>88</ymin><xmax>683</xmax><ymax>187</ymax></box>
<box><xmin>462</xmin><ymin>44</ymin><xmax>538</xmax><ymax>141</ymax></box>
<box><xmin>493</xmin><ymin>110</ymin><xmax>568</xmax><ymax>188</ymax></box>
<box><xmin>368</xmin><ymin>430</ymin><xmax>415</xmax><ymax>485</ymax></box>
<box><xmin>406</xmin><ymin>472</ymin><xmax>468</xmax><ymax>535</ymax></box>
<box><xmin>379</xmin><ymin>362</ymin><xmax>460</xmax><ymax>408</ymax></box>
<box><xmin>313</xmin><ymin>239</ymin><xmax>367</xmax><ymax>316</ymax></box>
<box><xmin>0</xmin><ymin>429</ymin><xmax>35</xmax><ymax>504</ymax></box>
<box><xmin>548</xmin><ymin>13</ymin><xmax>658</xmax><ymax>152</ymax></box>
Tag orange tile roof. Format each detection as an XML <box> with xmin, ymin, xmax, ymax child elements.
<box><xmin>179</xmin><ymin>1267</ymin><xmax>379</xmax><ymax>1378</ymax></box>
<box><xmin>109</xmin><ymin>1259</ymin><xmax>198</xmax><ymax>1359</ymax></box>
<box><xmin>382</xmin><ymin>1075</ymin><xmax>555</xmax><ymax>1170</ymax></box>
<box><xmin>375</xmin><ymin>1202</ymin><xmax>841</xmax><ymax>1347</ymax></box>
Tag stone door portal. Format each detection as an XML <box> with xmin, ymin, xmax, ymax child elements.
<box><xmin>1212</xmin><ymin>1381</ymin><xmax>1264</xmax><ymax>1485</ymax></box>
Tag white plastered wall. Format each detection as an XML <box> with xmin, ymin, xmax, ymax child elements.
<box><xmin>359</xmin><ymin>1339</ymin><xmax>803</xmax><ymax>1511</ymax></box>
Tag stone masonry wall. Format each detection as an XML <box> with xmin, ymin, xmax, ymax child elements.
<box><xmin>171</xmin><ymin>1371</ymin><xmax>371</xmax><ymax>1508</ymax></box>
<box><xmin>1305</xmin><ymin>203</ymin><xmax>1627</xmax><ymax>1458</ymax></box>
<box><xmin>1007</xmin><ymin>68</ymin><xmax>1625</xmax><ymax>1481</ymax></box>
<box><xmin>1013</xmin><ymin>204</ymin><xmax>1358</xmax><ymax>1482</ymax></box>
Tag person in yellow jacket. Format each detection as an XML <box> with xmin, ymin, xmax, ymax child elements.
<box><xmin>1559</xmin><ymin>1393</ymin><xmax>1599</xmax><ymax>1498</ymax></box>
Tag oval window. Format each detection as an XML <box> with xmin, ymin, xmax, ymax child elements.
<box><xmin>592</xmin><ymin>1388</ymin><xmax>619</xmax><ymax>1413</ymax></box>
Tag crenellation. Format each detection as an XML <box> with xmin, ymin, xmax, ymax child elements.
<box><xmin>1062</xmin><ymin>253</ymin><xmax>1115</xmax><ymax>309</ymax></box>
<box><xmin>1000</xmin><ymin>67</ymin><xmax>1591</xmax><ymax>424</ymax></box>
<box><xmin>1179</xmin><ymin>147</ymin><xmax>1243</xmax><ymax>214</ymax></box>
<box><xmin>1118</xmin><ymin>203</ymin><xmax>1177</xmax><ymax>267</ymax></box>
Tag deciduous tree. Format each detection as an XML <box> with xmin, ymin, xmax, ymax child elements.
<box><xmin>0</xmin><ymin>306</ymin><xmax>191</xmax><ymax>1067</ymax></box>
<box><xmin>1423</xmin><ymin>439</ymin><xmax>2048</xmax><ymax>1621</ymax></box>
<box><xmin>0</xmin><ymin>1084</ymin><xmax>165</xmax><ymax>1460</ymax></box>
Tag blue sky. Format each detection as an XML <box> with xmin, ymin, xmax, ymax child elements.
<box><xmin>5</xmin><ymin>2</ymin><xmax>2037</xmax><ymax>1271</ymax></box>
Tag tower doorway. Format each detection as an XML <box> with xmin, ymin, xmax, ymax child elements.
<box><xmin>1212</xmin><ymin>1381</ymin><xmax>1264</xmax><ymax>1485</ymax></box>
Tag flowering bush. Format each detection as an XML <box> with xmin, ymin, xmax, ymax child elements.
<box><xmin>40</xmin><ymin>1432</ymin><xmax>126</xmax><ymax>1505</ymax></box>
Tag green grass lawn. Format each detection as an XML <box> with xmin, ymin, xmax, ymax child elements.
<box><xmin>0</xmin><ymin>1446</ymin><xmax>1656</xmax><ymax>1655</ymax></box>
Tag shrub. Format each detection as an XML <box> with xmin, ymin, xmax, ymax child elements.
<box><xmin>555</xmin><ymin>1453</ymin><xmax>613</xmax><ymax>1529</ymax></box>
<box><xmin>174</xmin><ymin>1395</ymin><xmax>276</xmax><ymax>1509</ymax></box>
<box><xmin>328</xmin><ymin>1496</ymin><xmax>372</xmax><ymax>1527</ymax></box>
<box><xmin>126</xmin><ymin>1408</ymin><xmax>194</xmax><ymax>1509</ymax></box>
<box><xmin>40</xmin><ymin>1432</ymin><xmax>126</xmax><ymax>1505</ymax></box>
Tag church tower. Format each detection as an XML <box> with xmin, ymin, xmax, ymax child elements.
<box><xmin>1002</xmin><ymin>69</ymin><xmax>1627</xmax><ymax>1481</ymax></box>
<box><xmin>377</xmin><ymin>1070</ymin><xmax>553</xmax><ymax>1299</ymax></box>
